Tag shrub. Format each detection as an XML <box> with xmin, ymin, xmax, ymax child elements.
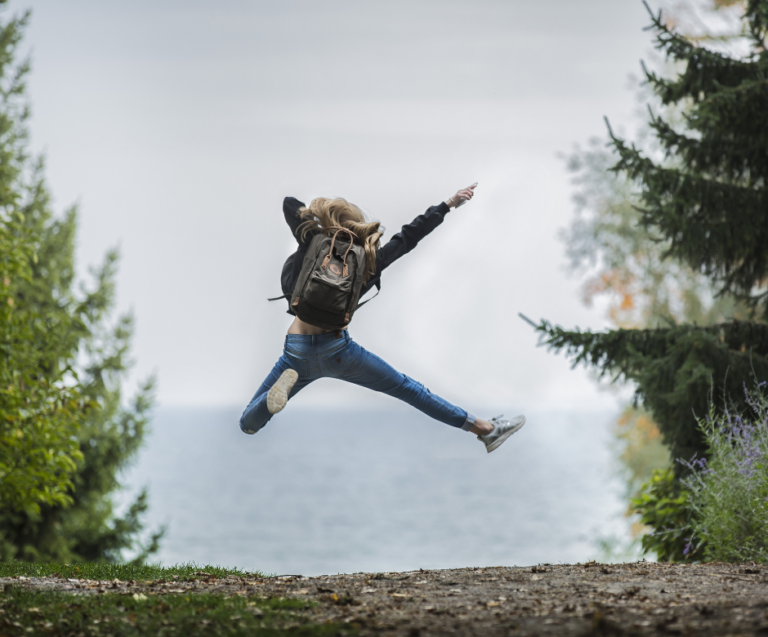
<box><xmin>630</xmin><ymin>468</ymin><xmax>698</xmax><ymax>562</ymax></box>
<box><xmin>681</xmin><ymin>383</ymin><xmax>768</xmax><ymax>563</ymax></box>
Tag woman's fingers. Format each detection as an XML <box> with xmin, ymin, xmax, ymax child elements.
<box><xmin>447</xmin><ymin>183</ymin><xmax>477</xmax><ymax>208</ymax></box>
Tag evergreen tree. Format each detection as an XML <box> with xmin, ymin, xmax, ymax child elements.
<box><xmin>529</xmin><ymin>0</ymin><xmax>768</xmax><ymax>471</ymax></box>
<box><xmin>0</xmin><ymin>4</ymin><xmax>161</xmax><ymax>562</ymax></box>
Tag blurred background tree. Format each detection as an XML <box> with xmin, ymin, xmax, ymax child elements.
<box><xmin>0</xmin><ymin>192</ymin><xmax>84</xmax><ymax>517</ymax></box>
<box><xmin>0</xmin><ymin>3</ymin><xmax>161</xmax><ymax>563</ymax></box>
<box><xmin>547</xmin><ymin>0</ymin><xmax>768</xmax><ymax>559</ymax></box>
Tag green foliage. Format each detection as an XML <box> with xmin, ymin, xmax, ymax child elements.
<box><xmin>534</xmin><ymin>0</ymin><xmax>768</xmax><ymax>478</ymax></box>
<box><xmin>610</xmin><ymin>2</ymin><xmax>768</xmax><ymax>314</ymax></box>
<box><xmin>0</xmin><ymin>588</ymin><xmax>350</xmax><ymax>637</ymax></box>
<box><xmin>563</xmin><ymin>136</ymin><xmax>749</xmax><ymax>330</ymax></box>
<box><xmin>0</xmin><ymin>562</ymin><xmax>260</xmax><ymax>582</ymax></box>
<box><xmin>630</xmin><ymin>469</ymin><xmax>698</xmax><ymax>562</ymax></box>
<box><xmin>0</xmin><ymin>7</ymin><xmax>85</xmax><ymax>517</ymax></box>
<box><xmin>681</xmin><ymin>383</ymin><xmax>768</xmax><ymax>562</ymax></box>
<box><xmin>631</xmin><ymin>382</ymin><xmax>768</xmax><ymax>564</ymax></box>
<box><xmin>0</xmin><ymin>3</ymin><xmax>159</xmax><ymax>562</ymax></box>
<box><xmin>559</xmin><ymin>2</ymin><xmax>768</xmax><ymax>560</ymax></box>
<box><xmin>527</xmin><ymin>317</ymin><xmax>768</xmax><ymax>470</ymax></box>
<box><xmin>0</xmin><ymin>212</ymin><xmax>84</xmax><ymax>515</ymax></box>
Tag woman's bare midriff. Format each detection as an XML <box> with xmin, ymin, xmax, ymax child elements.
<box><xmin>287</xmin><ymin>316</ymin><xmax>346</xmax><ymax>335</ymax></box>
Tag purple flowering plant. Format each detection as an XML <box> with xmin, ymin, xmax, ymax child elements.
<box><xmin>679</xmin><ymin>381</ymin><xmax>768</xmax><ymax>563</ymax></box>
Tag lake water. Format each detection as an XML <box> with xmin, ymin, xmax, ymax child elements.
<box><xmin>120</xmin><ymin>405</ymin><xmax>628</xmax><ymax>576</ymax></box>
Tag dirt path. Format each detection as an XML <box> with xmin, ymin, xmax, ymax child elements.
<box><xmin>5</xmin><ymin>562</ymin><xmax>768</xmax><ymax>635</ymax></box>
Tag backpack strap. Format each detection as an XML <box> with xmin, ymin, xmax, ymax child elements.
<box><xmin>321</xmin><ymin>226</ymin><xmax>358</xmax><ymax>276</ymax></box>
<box><xmin>356</xmin><ymin>280</ymin><xmax>380</xmax><ymax>308</ymax></box>
<box><xmin>267</xmin><ymin>294</ymin><xmax>290</xmax><ymax>302</ymax></box>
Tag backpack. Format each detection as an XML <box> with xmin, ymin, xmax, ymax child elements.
<box><xmin>282</xmin><ymin>227</ymin><xmax>372</xmax><ymax>330</ymax></box>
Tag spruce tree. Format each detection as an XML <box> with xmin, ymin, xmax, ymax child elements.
<box><xmin>529</xmin><ymin>0</ymin><xmax>768</xmax><ymax>471</ymax></box>
<box><xmin>0</xmin><ymin>4</ymin><xmax>161</xmax><ymax>562</ymax></box>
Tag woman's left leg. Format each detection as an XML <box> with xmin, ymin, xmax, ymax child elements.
<box><xmin>239</xmin><ymin>352</ymin><xmax>314</xmax><ymax>435</ymax></box>
<box><xmin>321</xmin><ymin>333</ymin><xmax>476</xmax><ymax>431</ymax></box>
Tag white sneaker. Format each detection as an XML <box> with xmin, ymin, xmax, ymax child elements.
<box><xmin>267</xmin><ymin>369</ymin><xmax>298</xmax><ymax>414</ymax></box>
<box><xmin>478</xmin><ymin>414</ymin><xmax>525</xmax><ymax>453</ymax></box>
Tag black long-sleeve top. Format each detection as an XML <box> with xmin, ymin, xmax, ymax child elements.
<box><xmin>278</xmin><ymin>196</ymin><xmax>452</xmax><ymax>310</ymax></box>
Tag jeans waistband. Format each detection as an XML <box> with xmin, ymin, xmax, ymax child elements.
<box><xmin>285</xmin><ymin>330</ymin><xmax>350</xmax><ymax>346</ymax></box>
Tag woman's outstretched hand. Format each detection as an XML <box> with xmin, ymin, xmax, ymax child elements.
<box><xmin>445</xmin><ymin>182</ymin><xmax>477</xmax><ymax>209</ymax></box>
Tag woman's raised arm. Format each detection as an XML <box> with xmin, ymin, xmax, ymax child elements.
<box><xmin>366</xmin><ymin>183</ymin><xmax>479</xmax><ymax>290</ymax></box>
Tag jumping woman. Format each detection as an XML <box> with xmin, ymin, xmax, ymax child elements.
<box><xmin>239</xmin><ymin>184</ymin><xmax>526</xmax><ymax>452</ymax></box>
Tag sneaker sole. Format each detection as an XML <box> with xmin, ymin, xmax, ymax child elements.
<box><xmin>486</xmin><ymin>416</ymin><xmax>526</xmax><ymax>453</ymax></box>
<box><xmin>267</xmin><ymin>369</ymin><xmax>299</xmax><ymax>414</ymax></box>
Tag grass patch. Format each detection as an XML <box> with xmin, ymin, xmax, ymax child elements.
<box><xmin>0</xmin><ymin>562</ymin><xmax>261</xmax><ymax>582</ymax></box>
<box><xmin>0</xmin><ymin>587</ymin><xmax>352</xmax><ymax>636</ymax></box>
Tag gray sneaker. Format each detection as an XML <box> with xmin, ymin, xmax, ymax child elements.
<box><xmin>267</xmin><ymin>369</ymin><xmax>298</xmax><ymax>414</ymax></box>
<box><xmin>477</xmin><ymin>414</ymin><xmax>525</xmax><ymax>453</ymax></box>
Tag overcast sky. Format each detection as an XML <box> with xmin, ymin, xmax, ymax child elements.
<box><xmin>9</xmin><ymin>0</ymin><xmax>653</xmax><ymax>414</ymax></box>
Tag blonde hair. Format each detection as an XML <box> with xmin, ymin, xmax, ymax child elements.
<box><xmin>297</xmin><ymin>197</ymin><xmax>383</xmax><ymax>282</ymax></box>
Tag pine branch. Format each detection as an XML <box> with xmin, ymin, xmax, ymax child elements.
<box><xmin>526</xmin><ymin>316</ymin><xmax>768</xmax><ymax>467</ymax></box>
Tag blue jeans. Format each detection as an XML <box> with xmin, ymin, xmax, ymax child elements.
<box><xmin>240</xmin><ymin>330</ymin><xmax>475</xmax><ymax>435</ymax></box>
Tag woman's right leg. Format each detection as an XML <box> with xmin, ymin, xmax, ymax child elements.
<box><xmin>239</xmin><ymin>353</ymin><xmax>314</xmax><ymax>435</ymax></box>
<box><xmin>322</xmin><ymin>334</ymin><xmax>476</xmax><ymax>431</ymax></box>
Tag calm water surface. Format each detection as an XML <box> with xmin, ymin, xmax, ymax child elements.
<box><xmin>120</xmin><ymin>406</ymin><xmax>626</xmax><ymax>576</ymax></box>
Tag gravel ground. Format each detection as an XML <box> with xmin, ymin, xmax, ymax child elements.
<box><xmin>5</xmin><ymin>561</ymin><xmax>768</xmax><ymax>635</ymax></box>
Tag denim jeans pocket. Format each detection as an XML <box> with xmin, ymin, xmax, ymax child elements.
<box><xmin>284</xmin><ymin>351</ymin><xmax>310</xmax><ymax>379</ymax></box>
<box><xmin>323</xmin><ymin>341</ymin><xmax>359</xmax><ymax>377</ymax></box>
